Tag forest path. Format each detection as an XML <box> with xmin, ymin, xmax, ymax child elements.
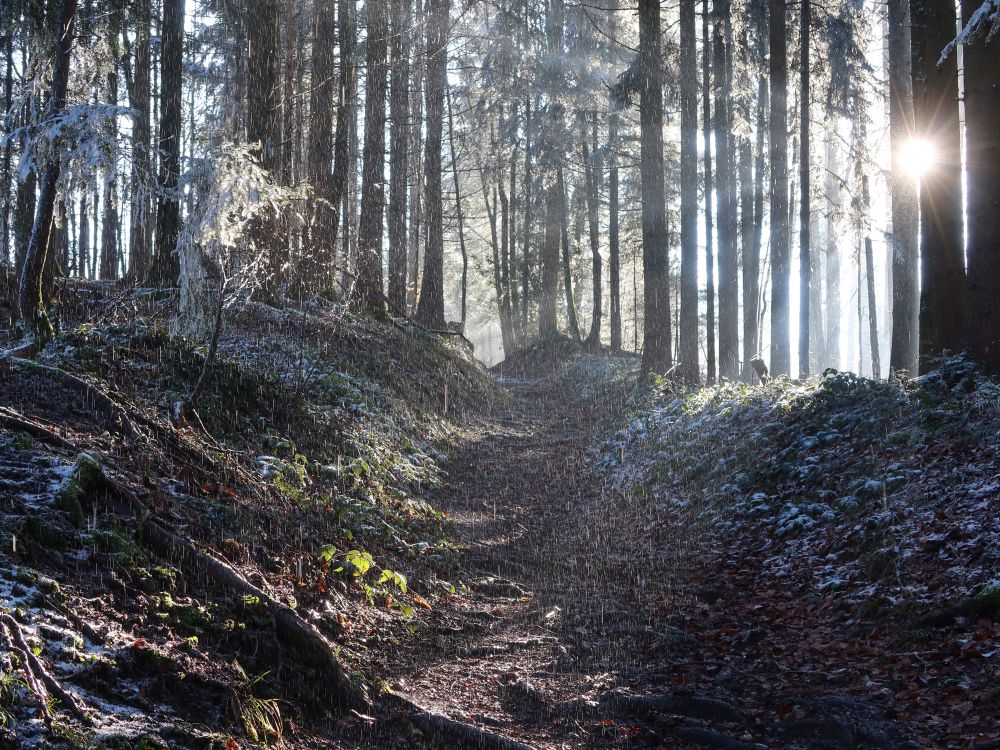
<box><xmin>389</xmin><ymin>367</ymin><xmax>918</xmax><ymax>750</ymax></box>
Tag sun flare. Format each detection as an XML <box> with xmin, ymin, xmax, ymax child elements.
<box><xmin>899</xmin><ymin>137</ymin><xmax>937</xmax><ymax>179</ymax></box>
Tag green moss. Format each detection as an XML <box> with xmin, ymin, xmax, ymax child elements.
<box><xmin>57</xmin><ymin>453</ymin><xmax>104</xmax><ymax>527</ymax></box>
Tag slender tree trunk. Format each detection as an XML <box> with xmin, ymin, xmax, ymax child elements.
<box><xmin>745</xmin><ymin>71</ymin><xmax>767</xmax><ymax>380</ymax></box>
<box><xmin>768</xmin><ymin>0</ymin><xmax>790</xmax><ymax>375</ymax></box>
<box><xmin>414</xmin><ymin>0</ymin><xmax>449</xmax><ymax>328</ymax></box>
<box><xmin>387</xmin><ymin>0</ymin><xmax>410</xmax><ymax>315</ymax></box>
<box><xmin>506</xmin><ymin>113</ymin><xmax>520</xmax><ymax>348</ymax></box>
<box><xmin>583</xmin><ymin>113</ymin><xmax>602</xmax><ymax>348</ymax></box>
<box><xmin>329</xmin><ymin>0</ymin><xmax>357</xmax><ymax>291</ymax></box>
<box><xmin>306</xmin><ymin>0</ymin><xmax>337</xmax><ymax>290</ymax></box>
<box><xmin>608</xmin><ymin>109</ymin><xmax>621</xmax><ymax>352</ymax></box>
<box><xmin>557</xmin><ymin>166</ymin><xmax>580</xmax><ymax>341</ymax></box>
<box><xmin>639</xmin><ymin>0</ymin><xmax>672</xmax><ymax>374</ymax></box>
<box><xmin>702</xmin><ymin>0</ymin><xmax>716</xmax><ymax>383</ymax></box>
<box><xmin>865</xmin><ymin>235</ymin><xmax>880</xmax><ymax>379</ymax></box>
<box><xmin>539</xmin><ymin>181</ymin><xmax>561</xmax><ymax>340</ymax></box>
<box><xmin>483</xmin><ymin>171</ymin><xmax>513</xmax><ymax>351</ymax></box>
<box><xmin>797</xmin><ymin>0</ymin><xmax>810</xmax><ymax>378</ymax></box>
<box><xmin>18</xmin><ymin>0</ymin><xmax>76</xmax><ymax>344</ymax></box>
<box><xmin>961</xmin><ymin>0</ymin><xmax>1000</xmax><ymax>375</ymax></box>
<box><xmin>125</xmin><ymin>0</ymin><xmax>151</xmax><ymax>284</ymax></box>
<box><xmin>1</xmin><ymin>33</ymin><xmax>13</xmax><ymax>270</ymax></box>
<box><xmin>678</xmin><ymin>0</ymin><xmax>699</xmax><ymax>382</ymax></box>
<box><xmin>714</xmin><ymin>0</ymin><xmax>738</xmax><ymax>380</ymax></box>
<box><xmin>149</xmin><ymin>0</ymin><xmax>184</xmax><ymax>286</ymax></box>
<box><xmin>355</xmin><ymin>0</ymin><xmax>389</xmax><ymax>315</ymax></box>
<box><xmin>99</xmin><ymin>6</ymin><xmax>120</xmax><ymax>281</ymax></box>
<box><xmin>78</xmin><ymin>192</ymin><xmax>89</xmax><ymax>280</ymax></box>
<box><xmin>886</xmin><ymin>0</ymin><xmax>918</xmax><ymax>374</ymax></box>
<box><xmin>740</xmin><ymin>136</ymin><xmax>758</xmax><ymax>381</ymax></box>
<box><xmin>520</xmin><ymin>97</ymin><xmax>534</xmax><ymax>339</ymax></box>
<box><xmin>281</xmin><ymin>0</ymin><xmax>297</xmax><ymax>185</ymax></box>
<box><xmin>824</xmin><ymin>137</ymin><xmax>841</xmax><ymax>369</ymax></box>
<box><xmin>406</xmin><ymin>0</ymin><xmax>424</xmax><ymax>313</ymax></box>
<box><xmin>446</xmin><ymin>85</ymin><xmax>468</xmax><ymax>329</ymax></box>
<box><xmin>912</xmin><ymin>0</ymin><xmax>963</xmax><ymax>364</ymax></box>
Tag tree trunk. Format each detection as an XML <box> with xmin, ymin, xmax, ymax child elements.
<box><xmin>355</xmin><ymin>0</ymin><xmax>389</xmax><ymax>315</ymax></box>
<box><xmin>678</xmin><ymin>0</ymin><xmax>699</xmax><ymax>382</ymax></box>
<box><xmin>865</xmin><ymin>235</ymin><xmax>880</xmax><ymax>379</ymax></box>
<box><xmin>702</xmin><ymin>0</ymin><xmax>716</xmax><ymax>384</ymax></box>
<box><xmin>797</xmin><ymin>0</ymin><xmax>810</xmax><ymax>378</ymax></box>
<box><xmin>18</xmin><ymin>0</ymin><xmax>76</xmax><ymax>345</ymax></box>
<box><xmin>414</xmin><ymin>0</ymin><xmax>449</xmax><ymax>328</ymax></box>
<box><xmin>714</xmin><ymin>0</ymin><xmax>738</xmax><ymax>381</ymax></box>
<box><xmin>558</xmin><ymin>166</ymin><xmax>580</xmax><ymax>341</ymax></box>
<box><xmin>99</xmin><ymin>6</ymin><xmax>120</xmax><ymax>281</ymax></box>
<box><xmin>824</xmin><ymin>137</ymin><xmax>841</xmax><ymax>369</ymax></box>
<box><xmin>639</xmin><ymin>0</ymin><xmax>672</xmax><ymax>374</ymax></box>
<box><xmin>1</xmin><ymin>33</ymin><xmax>13</xmax><ymax>270</ymax></box>
<box><xmin>306</xmin><ymin>0</ymin><xmax>337</xmax><ymax>291</ymax></box>
<box><xmin>126</xmin><ymin>0</ymin><xmax>151</xmax><ymax>284</ymax></box>
<box><xmin>583</xmin><ymin>114</ymin><xmax>602</xmax><ymax>349</ymax></box>
<box><xmin>768</xmin><ymin>0</ymin><xmax>790</xmax><ymax>376</ymax></box>
<box><xmin>387</xmin><ymin>0</ymin><xmax>410</xmax><ymax>315</ymax></box>
<box><xmin>329</xmin><ymin>0</ymin><xmax>357</xmax><ymax>292</ymax></box>
<box><xmin>150</xmin><ymin>0</ymin><xmax>184</xmax><ymax>286</ymax></box>
<box><xmin>912</xmin><ymin>0</ymin><xmax>963</xmax><ymax>365</ymax></box>
<box><xmin>886</xmin><ymin>0</ymin><xmax>918</xmax><ymax>374</ymax></box>
<box><xmin>538</xmin><ymin>182</ymin><xmax>561</xmax><ymax>340</ymax></box>
<box><xmin>746</xmin><ymin>70</ymin><xmax>767</xmax><ymax>380</ymax></box>
<box><xmin>608</xmin><ymin>109</ymin><xmax>621</xmax><ymax>352</ymax></box>
<box><xmin>520</xmin><ymin>97</ymin><xmax>534</xmax><ymax>340</ymax></box>
<box><xmin>740</xmin><ymin>136</ymin><xmax>758</xmax><ymax>382</ymax></box>
<box><xmin>446</xmin><ymin>85</ymin><xmax>468</xmax><ymax>329</ymax></box>
<box><xmin>406</xmin><ymin>0</ymin><xmax>424</xmax><ymax>313</ymax></box>
<box><xmin>961</xmin><ymin>0</ymin><xmax>1000</xmax><ymax>375</ymax></box>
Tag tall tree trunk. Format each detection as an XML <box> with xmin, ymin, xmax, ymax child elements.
<box><xmin>702</xmin><ymin>0</ymin><xmax>716</xmax><ymax>383</ymax></box>
<box><xmin>639</xmin><ymin>0</ymin><xmax>672</xmax><ymax>374</ymax></box>
<box><xmin>446</xmin><ymin>85</ymin><xmax>468</xmax><ymax>329</ymax></box>
<box><xmin>150</xmin><ymin>0</ymin><xmax>183</xmax><ymax>286</ymax></box>
<box><xmin>329</xmin><ymin>0</ymin><xmax>357</xmax><ymax>292</ymax></box>
<box><xmin>281</xmin><ymin>0</ymin><xmax>297</xmax><ymax>185</ymax></box>
<box><xmin>414</xmin><ymin>0</ymin><xmax>449</xmax><ymax>328</ymax></box>
<box><xmin>608</xmin><ymin>109</ymin><xmax>621</xmax><ymax>352</ymax></box>
<box><xmin>306</xmin><ymin>0</ymin><xmax>336</xmax><ymax>290</ymax></box>
<box><xmin>520</xmin><ymin>97</ymin><xmax>534</xmax><ymax>340</ymax></box>
<box><xmin>824</xmin><ymin>139</ymin><xmax>841</xmax><ymax>369</ymax></box>
<box><xmin>740</xmin><ymin>136</ymin><xmax>758</xmax><ymax>381</ymax></box>
<box><xmin>768</xmin><ymin>0</ymin><xmax>790</xmax><ymax>375</ymax></box>
<box><xmin>539</xmin><ymin>182</ymin><xmax>561</xmax><ymax>340</ymax></box>
<box><xmin>18</xmin><ymin>0</ymin><xmax>76</xmax><ymax>344</ymax></box>
<box><xmin>1</xmin><ymin>33</ymin><xmax>13</xmax><ymax>270</ymax></box>
<box><xmin>483</xmin><ymin>171</ymin><xmax>513</xmax><ymax>351</ymax></box>
<box><xmin>745</xmin><ymin>71</ymin><xmax>767</xmax><ymax>381</ymax></box>
<box><xmin>505</xmin><ymin>111</ymin><xmax>520</xmax><ymax>349</ymax></box>
<box><xmin>714</xmin><ymin>0</ymin><xmax>738</xmax><ymax>380</ymax></box>
<box><xmin>355</xmin><ymin>0</ymin><xmax>388</xmax><ymax>315</ymax></box>
<box><xmin>406</xmin><ymin>0</ymin><xmax>424</xmax><ymax>313</ymax></box>
<box><xmin>99</xmin><ymin>5</ymin><xmax>120</xmax><ymax>281</ymax></box>
<box><xmin>557</xmin><ymin>166</ymin><xmax>580</xmax><ymax>341</ymax></box>
<box><xmin>125</xmin><ymin>0</ymin><xmax>151</xmax><ymax>284</ymax></box>
<box><xmin>678</xmin><ymin>0</ymin><xmax>699</xmax><ymax>382</ymax></box>
<box><xmin>912</xmin><ymin>0</ymin><xmax>963</xmax><ymax>364</ymax></box>
<box><xmin>961</xmin><ymin>0</ymin><xmax>1000</xmax><ymax>375</ymax></box>
<box><xmin>797</xmin><ymin>0</ymin><xmax>810</xmax><ymax>378</ymax></box>
<box><xmin>247</xmin><ymin>0</ymin><xmax>284</xmax><ymax>295</ymax></box>
<box><xmin>865</xmin><ymin>235</ymin><xmax>880</xmax><ymax>379</ymax></box>
<box><xmin>583</xmin><ymin>113</ymin><xmax>602</xmax><ymax>348</ymax></box>
<box><xmin>886</xmin><ymin>0</ymin><xmax>918</xmax><ymax>374</ymax></box>
<box><xmin>387</xmin><ymin>0</ymin><xmax>410</xmax><ymax>315</ymax></box>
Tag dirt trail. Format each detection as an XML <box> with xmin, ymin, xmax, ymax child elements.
<box><xmin>393</xmin><ymin>371</ymin><xmax>918</xmax><ymax>750</ymax></box>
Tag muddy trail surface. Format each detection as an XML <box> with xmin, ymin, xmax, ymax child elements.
<box><xmin>391</xmin><ymin>373</ymin><xmax>920</xmax><ymax>750</ymax></box>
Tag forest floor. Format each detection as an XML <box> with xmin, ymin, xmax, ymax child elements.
<box><xmin>1</xmin><ymin>298</ymin><xmax>999</xmax><ymax>749</ymax></box>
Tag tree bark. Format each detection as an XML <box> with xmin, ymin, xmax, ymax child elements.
<box><xmin>639</xmin><ymin>0</ymin><xmax>672</xmax><ymax>374</ymax></box>
<box><xmin>912</xmin><ymin>0</ymin><xmax>963</xmax><ymax>365</ymax></box>
<box><xmin>608</xmin><ymin>109</ymin><xmax>621</xmax><ymax>352</ymax></box>
<box><xmin>768</xmin><ymin>0</ymin><xmax>790</xmax><ymax>376</ymax></box>
<box><xmin>678</xmin><ymin>0</ymin><xmax>699</xmax><ymax>382</ymax></box>
<box><xmin>714</xmin><ymin>0</ymin><xmax>739</xmax><ymax>381</ymax></box>
<box><xmin>824</xmin><ymin>137</ymin><xmax>841</xmax><ymax>369</ymax></box>
<box><xmin>446</xmin><ymin>85</ymin><xmax>468</xmax><ymax>329</ymax></box>
<box><xmin>414</xmin><ymin>0</ymin><xmax>449</xmax><ymax>328</ymax></box>
<box><xmin>797</xmin><ymin>0</ymin><xmax>810</xmax><ymax>378</ymax></box>
<box><xmin>18</xmin><ymin>0</ymin><xmax>76</xmax><ymax>345</ymax></box>
<box><xmin>387</xmin><ymin>0</ymin><xmax>411</xmax><ymax>315</ymax></box>
<box><xmin>329</xmin><ymin>0</ymin><xmax>357</xmax><ymax>292</ymax></box>
<box><xmin>558</xmin><ymin>165</ymin><xmax>580</xmax><ymax>341</ymax></box>
<box><xmin>406</xmin><ymin>0</ymin><xmax>424</xmax><ymax>313</ymax></box>
<box><xmin>306</xmin><ymin>0</ymin><xmax>337</xmax><ymax>291</ymax></box>
<box><xmin>126</xmin><ymin>0</ymin><xmax>151</xmax><ymax>284</ymax></box>
<box><xmin>886</xmin><ymin>0</ymin><xmax>918</xmax><ymax>374</ymax></box>
<box><xmin>702</xmin><ymin>0</ymin><xmax>716</xmax><ymax>384</ymax></box>
<box><xmin>355</xmin><ymin>0</ymin><xmax>389</xmax><ymax>315</ymax></box>
<box><xmin>583</xmin><ymin>113</ymin><xmax>602</xmax><ymax>349</ymax></box>
<box><xmin>150</xmin><ymin>0</ymin><xmax>184</xmax><ymax>286</ymax></box>
<box><xmin>99</xmin><ymin>4</ymin><xmax>120</xmax><ymax>281</ymax></box>
<box><xmin>961</xmin><ymin>0</ymin><xmax>1000</xmax><ymax>375</ymax></box>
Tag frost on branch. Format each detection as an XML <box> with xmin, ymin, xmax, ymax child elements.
<box><xmin>173</xmin><ymin>142</ymin><xmax>302</xmax><ymax>341</ymax></box>
<box><xmin>939</xmin><ymin>0</ymin><xmax>1000</xmax><ymax>63</ymax></box>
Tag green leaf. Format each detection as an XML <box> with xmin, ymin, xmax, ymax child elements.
<box><xmin>317</xmin><ymin>544</ymin><xmax>338</xmax><ymax>563</ymax></box>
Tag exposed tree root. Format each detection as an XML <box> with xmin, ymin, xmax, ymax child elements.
<box><xmin>0</xmin><ymin>406</ymin><xmax>75</xmax><ymax>448</ymax></box>
<box><xmin>4</xmin><ymin>357</ymin><xmax>141</xmax><ymax>441</ymax></box>
<box><xmin>384</xmin><ymin>692</ymin><xmax>537</xmax><ymax>750</ymax></box>
<box><xmin>71</xmin><ymin>455</ymin><xmax>372</xmax><ymax>713</ymax></box>
<box><xmin>0</xmin><ymin>613</ymin><xmax>94</xmax><ymax>726</ymax></box>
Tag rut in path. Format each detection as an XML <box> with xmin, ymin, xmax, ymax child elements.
<box><xmin>390</xmin><ymin>371</ymin><xmax>916</xmax><ymax>750</ymax></box>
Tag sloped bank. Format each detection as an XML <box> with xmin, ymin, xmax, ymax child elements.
<box><xmin>591</xmin><ymin>357</ymin><xmax>1000</xmax><ymax>746</ymax></box>
<box><xmin>0</xmin><ymin>304</ymin><xmax>507</xmax><ymax>748</ymax></box>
